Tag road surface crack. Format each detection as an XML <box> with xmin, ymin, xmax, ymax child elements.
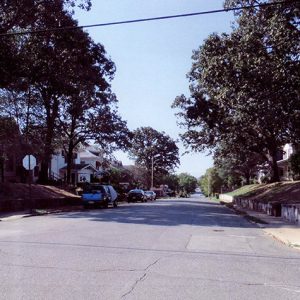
<box><xmin>121</xmin><ymin>258</ymin><xmax>161</xmax><ymax>299</ymax></box>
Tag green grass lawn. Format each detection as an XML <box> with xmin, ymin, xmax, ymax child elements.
<box><xmin>225</xmin><ymin>181</ymin><xmax>300</xmax><ymax>203</ymax></box>
<box><xmin>226</xmin><ymin>184</ymin><xmax>261</xmax><ymax>197</ymax></box>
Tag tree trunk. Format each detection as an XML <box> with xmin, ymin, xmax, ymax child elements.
<box><xmin>39</xmin><ymin>161</ymin><xmax>49</xmax><ymax>183</ymax></box>
<box><xmin>39</xmin><ymin>133</ymin><xmax>54</xmax><ymax>183</ymax></box>
<box><xmin>38</xmin><ymin>93</ymin><xmax>59</xmax><ymax>183</ymax></box>
<box><xmin>270</xmin><ymin>150</ymin><xmax>280</xmax><ymax>183</ymax></box>
<box><xmin>66</xmin><ymin>141</ymin><xmax>74</xmax><ymax>185</ymax></box>
<box><xmin>244</xmin><ymin>171</ymin><xmax>250</xmax><ymax>185</ymax></box>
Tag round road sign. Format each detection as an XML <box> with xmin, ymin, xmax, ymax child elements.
<box><xmin>23</xmin><ymin>155</ymin><xmax>37</xmax><ymax>170</ymax></box>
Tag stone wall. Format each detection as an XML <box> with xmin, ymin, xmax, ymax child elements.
<box><xmin>281</xmin><ymin>204</ymin><xmax>300</xmax><ymax>225</ymax></box>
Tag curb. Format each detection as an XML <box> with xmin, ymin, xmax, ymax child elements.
<box><xmin>220</xmin><ymin>201</ymin><xmax>300</xmax><ymax>251</ymax></box>
<box><xmin>0</xmin><ymin>206</ymin><xmax>84</xmax><ymax>222</ymax></box>
<box><xmin>221</xmin><ymin>202</ymin><xmax>268</xmax><ymax>225</ymax></box>
<box><xmin>0</xmin><ymin>202</ymin><xmax>128</xmax><ymax>222</ymax></box>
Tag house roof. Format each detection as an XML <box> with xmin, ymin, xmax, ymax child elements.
<box><xmin>277</xmin><ymin>158</ymin><xmax>289</xmax><ymax>166</ymax></box>
<box><xmin>60</xmin><ymin>163</ymin><xmax>97</xmax><ymax>171</ymax></box>
<box><xmin>79</xmin><ymin>149</ymin><xmax>99</xmax><ymax>159</ymax></box>
<box><xmin>86</xmin><ymin>145</ymin><xmax>103</xmax><ymax>155</ymax></box>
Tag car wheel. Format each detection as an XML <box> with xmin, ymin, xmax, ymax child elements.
<box><xmin>103</xmin><ymin>200</ymin><xmax>109</xmax><ymax>208</ymax></box>
<box><xmin>83</xmin><ymin>203</ymin><xmax>89</xmax><ymax>209</ymax></box>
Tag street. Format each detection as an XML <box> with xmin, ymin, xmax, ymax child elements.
<box><xmin>1</xmin><ymin>194</ymin><xmax>300</xmax><ymax>300</ymax></box>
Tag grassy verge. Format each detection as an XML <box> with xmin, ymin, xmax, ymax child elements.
<box><xmin>224</xmin><ymin>181</ymin><xmax>300</xmax><ymax>204</ymax></box>
<box><xmin>226</xmin><ymin>184</ymin><xmax>261</xmax><ymax>197</ymax></box>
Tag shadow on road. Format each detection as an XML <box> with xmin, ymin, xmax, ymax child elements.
<box><xmin>55</xmin><ymin>198</ymin><xmax>256</xmax><ymax>228</ymax></box>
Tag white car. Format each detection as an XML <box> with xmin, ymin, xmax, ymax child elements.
<box><xmin>144</xmin><ymin>191</ymin><xmax>156</xmax><ymax>201</ymax></box>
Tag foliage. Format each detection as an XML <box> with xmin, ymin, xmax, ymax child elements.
<box><xmin>160</xmin><ymin>173</ymin><xmax>180</xmax><ymax>191</ymax></box>
<box><xmin>0</xmin><ymin>1</ymin><xmax>91</xmax><ymax>87</ymax></box>
<box><xmin>177</xmin><ymin>173</ymin><xmax>198</xmax><ymax>194</ymax></box>
<box><xmin>0</xmin><ymin>1</ymin><xmax>129</xmax><ymax>183</ymax></box>
<box><xmin>173</xmin><ymin>0</ymin><xmax>300</xmax><ymax>182</ymax></box>
<box><xmin>289</xmin><ymin>152</ymin><xmax>300</xmax><ymax>179</ymax></box>
<box><xmin>199</xmin><ymin>168</ymin><xmax>224</xmax><ymax>197</ymax></box>
<box><xmin>122</xmin><ymin>165</ymin><xmax>149</xmax><ymax>189</ymax></box>
<box><xmin>214</xmin><ymin>142</ymin><xmax>265</xmax><ymax>186</ymax></box>
<box><xmin>129</xmin><ymin>127</ymin><xmax>179</xmax><ymax>188</ymax></box>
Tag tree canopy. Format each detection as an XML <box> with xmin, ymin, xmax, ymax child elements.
<box><xmin>177</xmin><ymin>173</ymin><xmax>198</xmax><ymax>194</ymax></box>
<box><xmin>0</xmin><ymin>1</ymin><xmax>130</xmax><ymax>183</ymax></box>
<box><xmin>173</xmin><ymin>0</ymin><xmax>300</xmax><ymax>182</ymax></box>
<box><xmin>129</xmin><ymin>127</ymin><xmax>180</xmax><ymax>187</ymax></box>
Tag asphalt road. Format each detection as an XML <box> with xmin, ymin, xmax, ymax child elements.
<box><xmin>0</xmin><ymin>194</ymin><xmax>300</xmax><ymax>300</ymax></box>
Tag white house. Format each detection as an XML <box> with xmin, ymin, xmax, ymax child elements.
<box><xmin>277</xmin><ymin>143</ymin><xmax>294</xmax><ymax>181</ymax></box>
<box><xmin>50</xmin><ymin>145</ymin><xmax>105</xmax><ymax>184</ymax></box>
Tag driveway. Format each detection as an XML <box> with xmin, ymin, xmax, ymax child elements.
<box><xmin>0</xmin><ymin>194</ymin><xmax>300</xmax><ymax>299</ymax></box>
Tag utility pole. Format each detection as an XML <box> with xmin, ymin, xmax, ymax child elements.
<box><xmin>151</xmin><ymin>155</ymin><xmax>154</xmax><ymax>189</ymax></box>
<box><xmin>208</xmin><ymin>172</ymin><xmax>211</xmax><ymax>198</ymax></box>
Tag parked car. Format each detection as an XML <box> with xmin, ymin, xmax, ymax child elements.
<box><xmin>144</xmin><ymin>191</ymin><xmax>156</xmax><ymax>201</ymax></box>
<box><xmin>82</xmin><ymin>184</ymin><xmax>118</xmax><ymax>208</ymax></box>
<box><xmin>127</xmin><ymin>189</ymin><xmax>145</xmax><ymax>203</ymax></box>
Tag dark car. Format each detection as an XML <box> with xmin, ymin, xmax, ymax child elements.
<box><xmin>127</xmin><ymin>189</ymin><xmax>145</xmax><ymax>203</ymax></box>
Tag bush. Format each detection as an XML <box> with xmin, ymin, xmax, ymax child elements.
<box><xmin>289</xmin><ymin>153</ymin><xmax>300</xmax><ymax>179</ymax></box>
<box><xmin>260</xmin><ymin>175</ymin><xmax>270</xmax><ymax>184</ymax></box>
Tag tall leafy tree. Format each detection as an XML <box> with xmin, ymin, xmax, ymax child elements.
<box><xmin>177</xmin><ymin>173</ymin><xmax>198</xmax><ymax>194</ymax></box>
<box><xmin>214</xmin><ymin>142</ymin><xmax>265</xmax><ymax>185</ymax></box>
<box><xmin>0</xmin><ymin>1</ymin><xmax>128</xmax><ymax>183</ymax></box>
<box><xmin>173</xmin><ymin>0</ymin><xmax>299</xmax><ymax>182</ymax></box>
<box><xmin>199</xmin><ymin>168</ymin><xmax>224</xmax><ymax>196</ymax></box>
<box><xmin>129</xmin><ymin>127</ymin><xmax>180</xmax><ymax>188</ymax></box>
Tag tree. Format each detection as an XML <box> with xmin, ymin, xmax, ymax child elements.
<box><xmin>54</xmin><ymin>33</ymin><xmax>130</xmax><ymax>183</ymax></box>
<box><xmin>0</xmin><ymin>117</ymin><xmax>21</xmax><ymax>182</ymax></box>
<box><xmin>0</xmin><ymin>0</ymin><xmax>91</xmax><ymax>88</ymax></box>
<box><xmin>0</xmin><ymin>2</ymin><xmax>128</xmax><ymax>183</ymax></box>
<box><xmin>214</xmin><ymin>142</ymin><xmax>265</xmax><ymax>185</ymax></box>
<box><xmin>289</xmin><ymin>152</ymin><xmax>300</xmax><ymax>180</ymax></box>
<box><xmin>199</xmin><ymin>168</ymin><xmax>224</xmax><ymax>197</ymax></box>
<box><xmin>173</xmin><ymin>0</ymin><xmax>300</xmax><ymax>182</ymax></box>
<box><xmin>177</xmin><ymin>173</ymin><xmax>198</xmax><ymax>194</ymax></box>
<box><xmin>129</xmin><ymin>127</ymin><xmax>179</xmax><ymax>188</ymax></box>
<box><xmin>160</xmin><ymin>173</ymin><xmax>180</xmax><ymax>192</ymax></box>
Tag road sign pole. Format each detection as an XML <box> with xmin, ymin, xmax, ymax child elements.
<box><xmin>23</xmin><ymin>154</ymin><xmax>36</xmax><ymax>213</ymax></box>
<box><xmin>29</xmin><ymin>155</ymin><xmax>33</xmax><ymax>212</ymax></box>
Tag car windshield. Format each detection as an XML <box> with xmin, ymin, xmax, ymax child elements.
<box><xmin>129</xmin><ymin>189</ymin><xmax>142</xmax><ymax>193</ymax></box>
<box><xmin>83</xmin><ymin>185</ymin><xmax>105</xmax><ymax>193</ymax></box>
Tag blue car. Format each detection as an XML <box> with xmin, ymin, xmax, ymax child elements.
<box><xmin>82</xmin><ymin>184</ymin><xmax>118</xmax><ymax>209</ymax></box>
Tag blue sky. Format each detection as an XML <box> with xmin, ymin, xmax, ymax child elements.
<box><xmin>74</xmin><ymin>1</ymin><xmax>234</xmax><ymax>178</ymax></box>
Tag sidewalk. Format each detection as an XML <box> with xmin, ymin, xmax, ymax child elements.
<box><xmin>0</xmin><ymin>206</ymin><xmax>83</xmax><ymax>222</ymax></box>
<box><xmin>229</xmin><ymin>204</ymin><xmax>300</xmax><ymax>250</ymax></box>
<box><xmin>0</xmin><ymin>210</ymin><xmax>31</xmax><ymax>222</ymax></box>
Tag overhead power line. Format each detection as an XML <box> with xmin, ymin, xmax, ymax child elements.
<box><xmin>0</xmin><ymin>0</ymin><xmax>298</xmax><ymax>37</ymax></box>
